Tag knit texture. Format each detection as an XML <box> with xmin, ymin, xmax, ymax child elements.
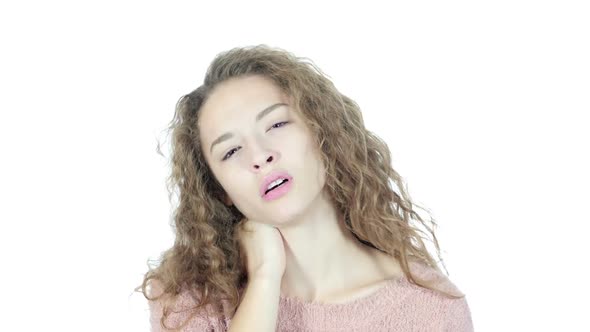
<box><xmin>149</xmin><ymin>260</ymin><xmax>474</xmax><ymax>331</ymax></box>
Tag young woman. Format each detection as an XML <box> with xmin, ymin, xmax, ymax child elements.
<box><xmin>138</xmin><ymin>45</ymin><xmax>474</xmax><ymax>331</ymax></box>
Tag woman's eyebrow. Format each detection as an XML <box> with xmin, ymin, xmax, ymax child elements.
<box><xmin>209</xmin><ymin>102</ymin><xmax>288</xmax><ymax>154</ymax></box>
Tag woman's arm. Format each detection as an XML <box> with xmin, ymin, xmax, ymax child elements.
<box><xmin>228</xmin><ymin>276</ymin><xmax>281</xmax><ymax>332</ymax></box>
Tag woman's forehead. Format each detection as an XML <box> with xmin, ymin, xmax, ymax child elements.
<box><xmin>200</xmin><ymin>77</ymin><xmax>294</xmax><ymax>123</ymax></box>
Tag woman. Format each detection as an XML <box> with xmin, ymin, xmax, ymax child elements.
<box><xmin>138</xmin><ymin>45</ymin><xmax>474</xmax><ymax>331</ymax></box>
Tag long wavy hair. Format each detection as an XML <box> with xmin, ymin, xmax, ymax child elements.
<box><xmin>137</xmin><ymin>44</ymin><xmax>464</xmax><ymax>331</ymax></box>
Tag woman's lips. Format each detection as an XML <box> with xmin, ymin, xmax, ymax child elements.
<box><xmin>262</xmin><ymin>178</ymin><xmax>293</xmax><ymax>201</ymax></box>
<box><xmin>259</xmin><ymin>170</ymin><xmax>293</xmax><ymax>197</ymax></box>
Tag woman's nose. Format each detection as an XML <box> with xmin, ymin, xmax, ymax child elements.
<box><xmin>244</xmin><ymin>136</ymin><xmax>280</xmax><ymax>170</ymax></box>
<box><xmin>253</xmin><ymin>153</ymin><xmax>277</xmax><ymax>170</ymax></box>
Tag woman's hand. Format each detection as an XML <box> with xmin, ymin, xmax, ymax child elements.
<box><xmin>236</xmin><ymin>217</ymin><xmax>286</xmax><ymax>281</ymax></box>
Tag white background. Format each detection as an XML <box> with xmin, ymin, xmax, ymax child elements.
<box><xmin>1</xmin><ymin>1</ymin><xmax>588</xmax><ymax>331</ymax></box>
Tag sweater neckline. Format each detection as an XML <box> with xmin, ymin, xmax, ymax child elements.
<box><xmin>278</xmin><ymin>273</ymin><xmax>407</xmax><ymax>308</ymax></box>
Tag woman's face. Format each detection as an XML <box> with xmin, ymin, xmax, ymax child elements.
<box><xmin>198</xmin><ymin>75</ymin><xmax>326</xmax><ymax>225</ymax></box>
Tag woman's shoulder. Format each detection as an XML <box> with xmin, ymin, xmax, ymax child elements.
<box><xmin>403</xmin><ymin>259</ymin><xmax>473</xmax><ymax>330</ymax></box>
<box><xmin>404</xmin><ymin>258</ymin><xmax>466</xmax><ymax>297</ymax></box>
<box><xmin>148</xmin><ymin>279</ymin><xmax>228</xmax><ymax>331</ymax></box>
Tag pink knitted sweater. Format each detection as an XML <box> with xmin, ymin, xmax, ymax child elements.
<box><xmin>149</xmin><ymin>261</ymin><xmax>474</xmax><ymax>331</ymax></box>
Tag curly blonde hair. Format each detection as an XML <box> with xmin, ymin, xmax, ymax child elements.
<box><xmin>136</xmin><ymin>44</ymin><xmax>464</xmax><ymax>331</ymax></box>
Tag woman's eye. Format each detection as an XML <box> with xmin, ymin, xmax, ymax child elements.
<box><xmin>221</xmin><ymin>121</ymin><xmax>289</xmax><ymax>161</ymax></box>
<box><xmin>271</xmin><ymin>121</ymin><xmax>289</xmax><ymax>129</ymax></box>
<box><xmin>222</xmin><ymin>147</ymin><xmax>239</xmax><ymax>161</ymax></box>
